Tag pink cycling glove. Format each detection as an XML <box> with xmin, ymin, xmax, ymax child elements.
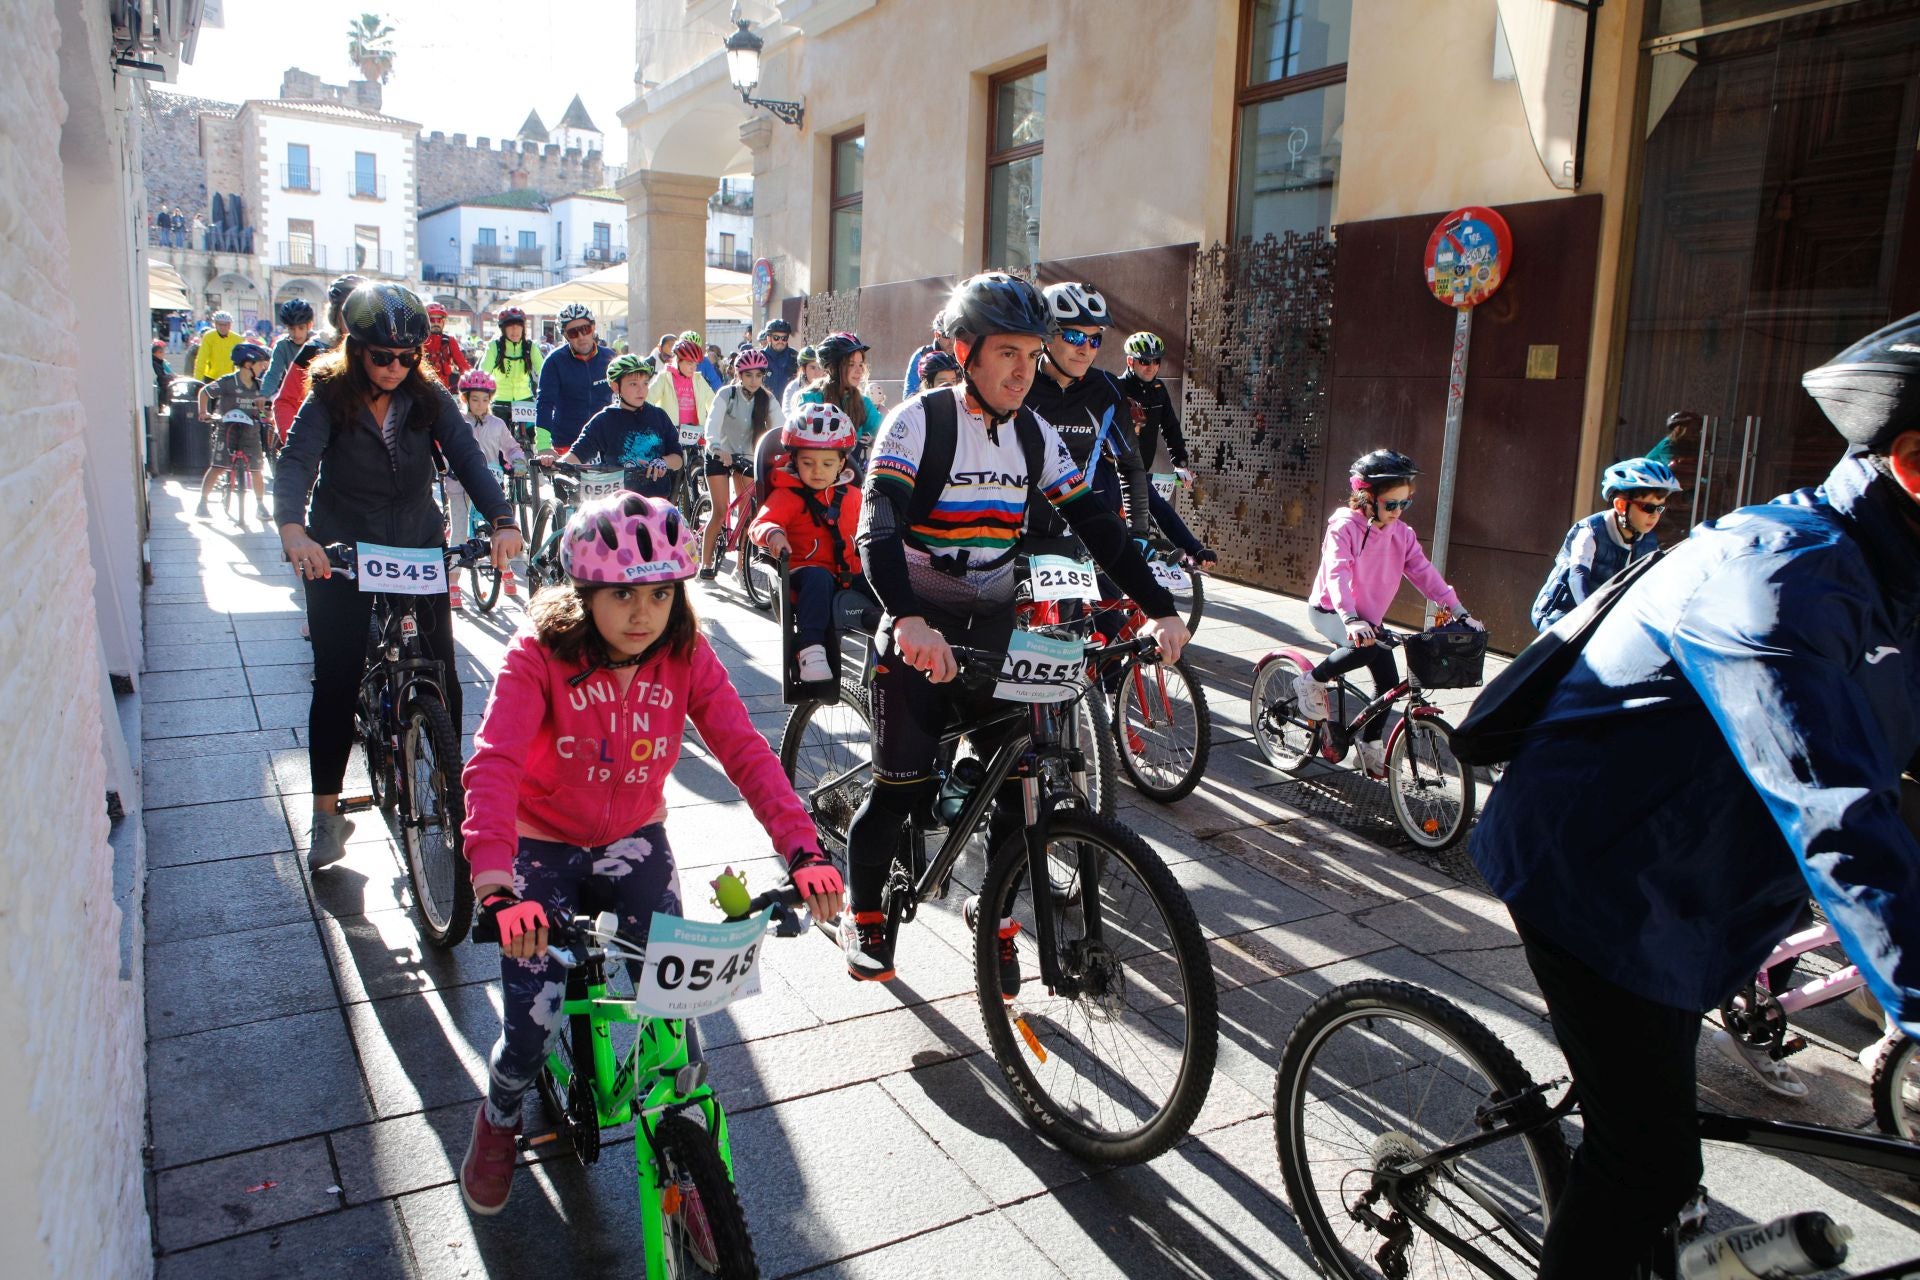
<box><xmin>493</xmin><ymin>897</ymin><xmax>548</xmax><ymax>945</ymax></box>
<box><xmin>787</xmin><ymin>852</ymin><xmax>844</xmax><ymax>901</ymax></box>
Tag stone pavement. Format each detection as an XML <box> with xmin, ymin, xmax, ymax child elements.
<box><xmin>138</xmin><ymin>478</ymin><xmax>1916</xmax><ymax>1277</ymax></box>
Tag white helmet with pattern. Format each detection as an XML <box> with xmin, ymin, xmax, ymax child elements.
<box><xmin>780</xmin><ymin>401</ymin><xmax>858</xmax><ymax>451</ymax></box>
<box><xmin>1043</xmin><ymin>282</ymin><xmax>1111</xmax><ymax>329</ymax></box>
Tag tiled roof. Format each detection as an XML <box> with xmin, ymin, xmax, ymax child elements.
<box><xmin>423</xmin><ymin>188</ymin><xmax>552</xmax><ymax>216</ymax></box>
<box><xmin>249</xmin><ymin>98</ymin><xmax>420</xmax><ymax>130</ymax></box>
<box><xmin>556</xmin><ymin>94</ymin><xmax>599</xmax><ymax>133</ymax></box>
<box><xmin>559</xmin><ymin>187</ymin><xmax>621</xmax><ymax>202</ymax></box>
<box><xmin>517</xmin><ymin>109</ymin><xmax>548</xmax><ymax>142</ymax></box>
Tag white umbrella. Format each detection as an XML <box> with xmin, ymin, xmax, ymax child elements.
<box><xmin>500</xmin><ymin>263</ymin><xmax>754</xmax><ymax>324</ymax></box>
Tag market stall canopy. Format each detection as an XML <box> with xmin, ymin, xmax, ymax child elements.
<box><xmin>498</xmin><ymin>263</ymin><xmax>753</xmax><ymax>323</ymax></box>
<box><xmin>148</xmin><ymin>259</ymin><xmax>190</xmax><ymax>311</ymax></box>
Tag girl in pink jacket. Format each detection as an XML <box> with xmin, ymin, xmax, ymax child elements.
<box><xmin>455</xmin><ymin>491</ymin><xmax>844</xmax><ymax>1217</ymax></box>
<box><xmin>1294</xmin><ymin>450</ymin><xmax>1484</xmax><ymax>776</ymax></box>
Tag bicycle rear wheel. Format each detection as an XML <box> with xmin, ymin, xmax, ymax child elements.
<box><xmin>650</xmin><ymin>1111</ymin><xmax>759</xmax><ymax>1278</ymax></box>
<box><xmin>974</xmin><ymin>811</ymin><xmax>1217</xmax><ymax>1164</ymax></box>
<box><xmin>1112</xmin><ymin>654</ymin><xmax>1211</xmax><ymax>803</ymax></box>
<box><xmin>1274</xmin><ymin>980</ymin><xmax>1569</xmax><ymax>1280</ymax></box>
<box><xmin>1387</xmin><ymin>715</ymin><xmax>1474</xmax><ymax>849</ymax></box>
<box><xmin>1184</xmin><ymin>571</ymin><xmax>1205</xmax><ymax>635</ymax></box>
<box><xmin>468</xmin><ymin>555</ymin><xmax>503</xmax><ymax>613</ymax></box>
<box><xmin>1870</xmin><ymin>1032</ymin><xmax>1918</xmax><ymax>1140</ymax></box>
<box><xmin>778</xmin><ymin>682</ymin><xmax>873</xmax><ymax>899</ymax></box>
<box><xmin>399</xmin><ymin>693</ymin><xmax>472</xmax><ymax>948</ymax></box>
<box><xmin>739</xmin><ymin>545</ymin><xmax>775</xmax><ymax>612</ymax></box>
<box><xmin>1249</xmin><ymin>653</ymin><xmax>1320</xmax><ymax>774</ymax></box>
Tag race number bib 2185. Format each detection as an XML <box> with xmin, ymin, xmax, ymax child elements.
<box><xmin>1028</xmin><ymin>554</ymin><xmax>1098</xmax><ymax>602</ymax></box>
<box><xmin>355</xmin><ymin>543</ymin><xmax>446</xmax><ymax>595</ymax></box>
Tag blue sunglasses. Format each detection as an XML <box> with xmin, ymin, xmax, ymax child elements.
<box><xmin>1381</xmin><ymin>497</ymin><xmax>1415</xmax><ymax>512</ymax></box>
<box><xmin>1055</xmin><ymin>329</ymin><xmax>1103</xmax><ymax>350</ymax></box>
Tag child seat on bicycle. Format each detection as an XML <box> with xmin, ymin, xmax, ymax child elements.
<box><xmin>749</xmin><ymin>403</ymin><xmax>865</xmax><ymax>684</ymax></box>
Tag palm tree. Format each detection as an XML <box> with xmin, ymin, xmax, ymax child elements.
<box><xmin>346</xmin><ymin>14</ymin><xmax>396</xmax><ymax>84</ymax></box>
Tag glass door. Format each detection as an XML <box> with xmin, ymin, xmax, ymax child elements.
<box><xmin>1617</xmin><ymin>4</ymin><xmax>1920</xmax><ymax>533</ymax></box>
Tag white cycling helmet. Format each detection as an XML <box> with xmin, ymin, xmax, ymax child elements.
<box><xmin>220</xmin><ymin>409</ymin><xmax>255</xmax><ymax>426</ymax></box>
<box><xmin>1043</xmin><ymin>282</ymin><xmax>1111</xmax><ymax>329</ymax></box>
<box><xmin>211</xmin><ymin>310</ymin><xmax>234</xmax><ymax>324</ymax></box>
<box><xmin>781</xmin><ymin>401</ymin><xmax>858</xmax><ymax>451</ymax></box>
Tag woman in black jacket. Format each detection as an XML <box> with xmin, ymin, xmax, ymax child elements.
<box><xmin>274</xmin><ymin>283</ymin><xmax>523</xmax><ymax>868</ymax></box>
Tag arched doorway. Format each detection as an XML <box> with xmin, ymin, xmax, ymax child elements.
<box><xmin>208</xmin><ymin>271</ymin><xmax>266</xmax><ymax>337</ymax></box>
<box><xmin>274</xmin><ymin>278</ymin><xmax>325</xmax><ymax>325</ymax></box>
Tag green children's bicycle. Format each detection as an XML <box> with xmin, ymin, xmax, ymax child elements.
<box><xmin>476</xmin><ymin>872</ymin><xmax>804</xmax><ymax>1279</ymax></box>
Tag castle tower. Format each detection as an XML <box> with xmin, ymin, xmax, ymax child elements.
<box><xmin>551</xmin><ymin>95</ymin><xmax>601</xmax><ymax>154</ymax></box>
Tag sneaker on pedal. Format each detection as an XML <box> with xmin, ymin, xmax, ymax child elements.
<box><xmin>460</xmin><ymin>1103</ymin><xmax>520</xmax><ymax>1215</ymax></box>
<box><xmin>670</xmin><ymin>1177</ymin><xmax>720</xmax><ymax>1270</ymax></box>
<box><xmin>1292</xmin><ymin>670</ymin><xmax>1331</xmax><ymax>721</ymax></box>
<box><xmin>1358</xmin><ymin>740</ymin><xmax>1388</xmax><ymax>779</ymax></box>
<box><xmin>697</xmin><ymin>564</ymin><xmax>718</xmax><ymax>581</ymax></box>
<box><xmin>964</xmin><ymin>895</ymin><xmax>1021</xmax><ymax>999</ymax></box>
<box><xmin>308</xmin><ymin>811</ymin><xmax>354</xmax><ymax>872</ymax></box>
<box><xmin>1710</xmin><ymin>1027</ymin><xmax>1808</xmax><ymax>1099</ymax></box>
<box><xmin>796</xmin><ymin>644</ymin><xmax>832</xmax><ymax>683</ymax></box>
<box><xmin>841</xmin><ymin>910</ymin><xmax>896</xmax><ymax>982</ymax></box>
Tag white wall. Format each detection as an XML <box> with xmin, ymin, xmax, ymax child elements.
<box><xmin>551</xmin><ymin>194</ymin><xmax>626</xmax><ymax>275</ymax></box>
<box><xmin>419</xmin><ymin>204</ymin><xmax>549</xmax><ymax>276</ymax></box>
<box><xmin>253</xmin><ymin>110</ymin><xmax>415</xmax><ymax>277</ymax></box>
<box><xmin>707</xmin><ymin>206</ymin><xmax>752</xmax><ymax>265</ymax></box>
<box><xmin>0</xmin><ymin>1</ymin><xmax>153</xmax><ymax>1277</ymax></box>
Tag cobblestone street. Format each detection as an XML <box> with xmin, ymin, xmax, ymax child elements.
<box><xmin>137</xmin><ymin>480</ymin><xmax>1916</xmax><ymax>1278</ymax></box>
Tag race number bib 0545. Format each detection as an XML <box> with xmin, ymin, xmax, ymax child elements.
<box><xmin>578</xmin><ymin>468</ymin><xmax>625</xmax><ymax>503</ymax></box>
<box><xmin>679</xmin><ymin>426</ymin><xmax>704</xmax><ymax>446</ymax></box>
<box><xmin>1028</xmin><ymin>554</ymin><xmax>1099</xmax><ymax>602</ymax></box>
<box><xmin>1149</xmin><ymin>558</ymin><xmax>1192</xmax><ymax>594</ymax></box>
<box><xmin>994</xmin><ymin>630</ymin><xmax>1087</xmax><ymax>704</ymax></box>
<box><xmin>633</xmin><ymin>910</ymin><xmax>769</xmax><ymax>1019</ymax></box>
<box><xmin>511</xmin><ymin>402</ymin><xmax>536</xmax><ymax>425</ymax></box>
<box><xmin>355</xmin><ymin>543</ymin><xmax>446</xmax><ymax>595</ymax></box>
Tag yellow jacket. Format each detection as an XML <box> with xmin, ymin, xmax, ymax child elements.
<box><xmin>194</xmin><ymin>329</ymin><xmax>243</xmax><ymax>381</ymax></box>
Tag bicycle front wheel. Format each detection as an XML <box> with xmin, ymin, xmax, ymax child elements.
<box><xmin>1275</xmin><ymin>980</ymin><xmax>1569</xmax><ymax>1280</ymax></box>
<box><xmin>1112</xmin><ymin>654</ymin><xmax>1211</xmax><ymax>803</ymax></box>
<box><xmin>974</xmin><ymin>811</ymin><xmax>1217</xmax><ymax>1164</ymax></box>
<box><xmin>778</xmin><ymin>682</ymin><xmax>873</xmax><ymax>899</ymax></box>
<box><xmin>1184</xmin><ymin>571</ymin><xmax>1205</xmax><ymax>636</ymax></box>
<box><xmin>1870</xmin><ymin>1032</ymin><xmax>1919</xmax><ymax>1141</ymax></box>
<box><xmin>739</xmin><ymin>546</ymin><xmax>775</xmax><ymax>612</ymax></box>
<box><xmin>1249</xmin><ymin>653</ymin><xmax>1319</xmax><ymax>774</ymax></box>
<box><xmin>1387</xmin><ymin>715</ymin><xmax>1474</xmax><ymax>849</ymax></box>
<box><xmin>469</xmin><ymin>555</ymin><xmax>503</xmax><ymax>613</ymax></box>
<box><xmin>400</xmin><ymin>694</ymin><xmax>471</xmax><ymax>948</ymax></box>
<box><xmin>1068</xmin><ymin>694</ymin><xmax>1119</xmax><ymax>818</ymax></box>
<box><xmin>650</xmin><ymin>1111</ymin><xmax>759</xmax><ymax>1278</ymax></box>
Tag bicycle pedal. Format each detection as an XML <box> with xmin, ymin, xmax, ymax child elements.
<box><xmin>336</xmin><ymin>794</ymin><xmax>376</xmax><ymax>812</ymax></box>
<box><xmin>1780</xmin><ymin>1034</ymin><xmax>1808</xmax><ymax>1057</ymax></box>
<box><xmin>517</xmin><ymin>1130</ymin><xmax>561</xmax><ymax>1151</ymax></box>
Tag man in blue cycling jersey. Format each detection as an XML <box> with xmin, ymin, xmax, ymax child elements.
<box><xmin>1472</xmin><ymin>315</ymin><xmax>1920</xmax><ymax>1278</ymax></box>
<box><xmin>533</xmin><ymin>303</ymin><xmax>612</xmax><ymax>453</ymax></box>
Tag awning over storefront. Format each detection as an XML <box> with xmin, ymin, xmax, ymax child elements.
<box><xmin>148</xmin><ymin>259</ymin><xmax>190</xmax><ymax>311</ymax></box>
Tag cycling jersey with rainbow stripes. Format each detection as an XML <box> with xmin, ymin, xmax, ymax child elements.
<box><xmin>869</xmin><ymin>387</ymin><xmax>1087</xmax><ymax>562</ymax></box>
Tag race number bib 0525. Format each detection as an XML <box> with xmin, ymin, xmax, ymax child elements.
<box><xmin>633</xmin><ymin>910</ymin><xmax>770</xmax><ymax>1019</ymax></box>
<box><xmin>1149</xmin><ymin>558</ymin><xmax>1192</xmax><ymax>594</ymax></box>
<box><xmin>511</xmin><ymin>402</ymin><xmax>536</xmax><ymax>425</ymax></box>
<box><xmin>1028</xmin><ymin>554</ymin><xmax>1099</xmax><ymax>602</ymax></box>
<box><xmin>578</xmin><ymin>468</ymin><xmax>625</xmax><ymax>503</ymax></box>
<box><xmin>355</xmin><ymin>543</ymin><xmax>446</xmax><ymax>595</ymax></box>
<box><xmin>679</xmin><ymin>426</ymin><xmax>704</xmax><ymax>446</ymax></box>
<box><xmin>994</xmin><ymin>630</ymin><xmax>1086</xmax><ymax>704</ymax></box>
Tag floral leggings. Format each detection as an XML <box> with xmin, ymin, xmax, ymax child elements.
<box><xmin>484</xmin><ymin>822</ymin><xmax>688</xmax><ymax>1128</ymax></box>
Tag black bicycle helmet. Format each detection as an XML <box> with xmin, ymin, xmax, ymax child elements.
<box><xmin>341</xmin><ymin>282</ymin><xmax>430</xmax><ymax>348</ymax></box>
<box><xmin>816</xmin><ymin>330</ymin><xmax>869</xmax><ymax>366</ymax></box>
<box><xmin>917</xmin><ymin>349</ymin><xmax>960</xmax><ymax>385</ymax></box>
<box><xmin>939</xmin><ymin>272</ymin><xmax>1052</xmax><ymax>360</ymax></box>
<box><xmin>292</xmin><ymin>338</ymin><xmax>327</xmax><ymax>369</ymax></box>
<box><xmin>277</xmin><ymin>297</ymin><xmax>314</xmax><ymax>326</ymax></box>
<box><xmin>327</xmin><ymin>274</ymin><xmax>366</xmax><ymax>308</ymax></box>
<box><xmin>1350</xmin><ymin>449</ymin><xmax>1421</xmax><ymax>486</ymax></box>
<box><xmin>1043</xmin><ymin>281</ymin><xmax>1112</xmax><ymax>329</ymax></box>
<box><xmin>1802</xmin><ymin>310</ymin><xmax>1920</xmax><ymax>453</ymax></box>
<box><xmin>230</xmin><ymin>342</ymin><xmax>271</xmax><ymax>365</ymax></box>
<box><xmin>759</xmin><ymin>317</ymin><xmax>792</xmax><ymax>338</ymax></box>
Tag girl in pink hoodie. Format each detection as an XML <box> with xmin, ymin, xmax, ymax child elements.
<box><xmin>1295</xmin><ymin>450</ymin><xmax>1484</xmax><ymax>776</ymax></box>
<box><xmin>455</xmin><ymin>491</ymin><xmax>844</xmax><ymax>1217</ymax></box>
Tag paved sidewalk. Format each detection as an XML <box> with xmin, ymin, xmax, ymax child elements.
<box><xmin>139</xmin><ymin>478</ymin><xmax>1915</xmax><ymax>1277</ymax></box>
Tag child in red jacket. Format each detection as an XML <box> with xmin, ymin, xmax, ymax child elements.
<box><xmin>748</xmin><ymin>403</ymin><xmax>863</xmax><ymax>683</ymax></box>
<box><xmin>456</xmin><ymin>491</ymin><xmax>843</xmax><ymax>1218</ymax></box>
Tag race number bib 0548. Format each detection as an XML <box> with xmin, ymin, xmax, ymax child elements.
<box><xmin>633</xmin><ymin>910</ymin><xmax>769</xmax><ymax>1019</ymax></box>
<box><xmin>679</xmin><ymin>426</ymin><xmax>704</xmax><ymax>446</ymax></box>
<box><xmin>578</xmin><ymin>468</ymin><xmax>625</xmax><ymax>503</ymax></box>
<box><xmin>355</xmin><ymin>543</ymin><xmax>446</xmax><ymax>595</ymax></box>
<box><xmin>994</xmin><ymin>629</ymin><xmax>1087</xmax><ymax>704</ymax></box>
<box><xmin>1149</xmin><ymin>558</ymin><xmax>1192</xmax><ymax>594</ymax></box>
<box><xmin>511</xmin><ymin>402</ymin><xmax>536</xmax><ymax>424</ymax></box>
<box><xmin>1028</xmin><ymin>554</ymin><xmax>1099</xmax><ymax>602</ymax></box>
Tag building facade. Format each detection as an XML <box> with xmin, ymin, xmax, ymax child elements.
<box><xmin>624</xmin><ymin>0</ymin><xmax>1920</xmax><ymax>648</ymax></box>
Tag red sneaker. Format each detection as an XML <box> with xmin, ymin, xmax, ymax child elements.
<box><xmin>449</xmin><ymin>582</ymin><xmax>465</xmax><ymax>611</ymax></box>
<box><xmin>460</xmin><ymin>1104</ymin><xmax>520</xmax><ymax>1215</ymax></box>
<box><xmin>502</xmin><ymin>569</ymin><xmax>518</xmax><ymax>598</ymax></box>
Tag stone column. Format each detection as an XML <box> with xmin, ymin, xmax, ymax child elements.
<box><xmin>618</xmin><ymin>169</ymin><xmax>717</xmax><ymax>346</ymax></box>
<box><xmin>739</xmin><ymin>117</ymin><xmax>775</xmax><ymax>330</ymax></box>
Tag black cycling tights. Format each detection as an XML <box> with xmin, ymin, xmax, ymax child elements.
<box><xmin>1310</xmin><ymin>643</ymin><xmax>1400</xmax><ymax>743</ymax></box>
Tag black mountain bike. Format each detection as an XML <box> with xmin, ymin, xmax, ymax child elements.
<box><xmin>525</xmin><ymin>461</ymin><xmax>623</xmax><ymax>594</ymax></box>
<box><xmin>325</xmin><ymin>537</ymin><xmax>488</xmax><ymax>948</ymax></box>
<box><xmin>780</xmin><ymin>636</ymin><xmax>1218</xmax><ymax>1165</ymax></box>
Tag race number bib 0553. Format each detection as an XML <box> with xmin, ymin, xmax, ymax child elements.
<box><xmin>578</xmin><ymin>468</ymin><xmax>625</xmax><ymax>503</ymax></box>
<box><xmin>1149</xmin><ymin>558</ymin><xmax>1192</xmax><ymax>594</ymax></box>
<box><xmin>1028</xmin><ymin>554</ymin><xmax>1099</xmax><ymax>602</ymax></box>
<box><xmin>355</xmin><ymin>543</ymin><xmax>446</xmax><ymax>595</ymax></box>
<box><xmin>679</xmin><ymin>426</ymin><xmax>704</xmax><ymax>446</ymax></box>
<box><xmin>511</xmin><ymin>402</ymin><xmax>536</xmax><ymax>425</ymax></box>
<box><xmin>633</xmin><ymin>910</ymin><xmax>770</xmax><ymax>1019</ymax></box>
<box><xmin>994</xmin><ymin>629</ymin><xmax>1087</xmax><ymax>704</ymax></box>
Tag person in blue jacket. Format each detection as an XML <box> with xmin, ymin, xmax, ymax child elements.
<box><xmin>1529</xmin><ymin>457</ymin><xmax>1679</xmax><ymax>630</ymax></box>
<box><xmin>534</xmin><ymin>303</ymin><xmax>612</xmax><ymax>453</ymax></box>
<box><xmin>1471</xmin><ymin>313</ymin><xmax>1920</xmax><ymax>1279</ymax></box>
<box><xmin>900</xmin><ymin>310</ymin><xmax>954</xmax><ymax>396</ymax></box>
<box><xmin>759</xmin><ymin>318</ymin><xmax>799</xmax><ymax>402</ymax></box>
<box><xmin>681</xmin><ymin>330</ymin><xmax>724</xmax><ymax>390</ymax></box>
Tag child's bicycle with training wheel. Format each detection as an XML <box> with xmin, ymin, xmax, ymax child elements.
<box><xmin>1273</xmin><ymin>978</ymin><xmax>1919</xmax><ymax>1280</ymax></box>
<box><xmin>476</xmin><ymin>873</ymin><xmax>810</xmax><ymax>1279</ymax></box>
<box><xmin>1248</xmin><ymin>624</ymin><xmax>1483</xmax><ymax>849</ymax></box>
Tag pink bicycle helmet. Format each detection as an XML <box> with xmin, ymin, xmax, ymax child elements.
<box><xmin>560</xmin><ymin>492</ymin><xmax>698</xmax><ymax>586</ymax></box>
<box><xmin>781</xmin><ymin>401</ymin><xmax>859</xmax><ymax>451</ymax></box>
<box><xmin>735</xmin><ymin>347</ymin><xmax>769</xmax><ymax>373</ymax></box>
<box><xmin>457</xmin><ymin>368</ymin><xmax>497</xmax><ymax>394</ymax></box>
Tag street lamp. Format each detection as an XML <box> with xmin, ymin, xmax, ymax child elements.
<box><xmin>723</xmin><ymin>11</ymin><xmax>803</xmax><ymax>128</ymax></box>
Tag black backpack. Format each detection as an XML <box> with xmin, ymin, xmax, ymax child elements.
<box><xmin>902</xmin><ymin>389</ymin><xmax>1048</xmax><ymax>572</ymax></box>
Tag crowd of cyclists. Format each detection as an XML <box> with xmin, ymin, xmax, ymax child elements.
<box><xmin>229</xmin><ymin>263</ymin><xmax>1915</xmax><ymax>1272</ymax></box>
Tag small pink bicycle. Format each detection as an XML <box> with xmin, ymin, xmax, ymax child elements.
<box><xmin>1718</xmin><ymin>917</ymin><xmax>1917</xmax><ymax>1140</ymax></box>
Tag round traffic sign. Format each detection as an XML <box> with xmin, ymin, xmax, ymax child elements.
<box><xmin>752</xmin><ymin>258</ymin><xmax>774</xmax><ymax>309</ymax></box>
<box><xmin>1424</xmin><ymin>207</ymin><xmax>1512</xmax><ymax>308</ymax></box>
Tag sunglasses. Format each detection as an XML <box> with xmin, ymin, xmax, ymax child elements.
<box><xmin>1631</xmin><ymin>501</ymin><xmax>1667</xmax><ymax>515</ymax></box>
<box><xmin>365</xmin><ymin>347</ymin><xmax>423</xmax><ymax>369</ymax></box>
<box><xmin>1056</xmin><ymin>329</ymin><xmax>1104</xmax><ymax>350</ymax></box>
<box><xmin>565</xmin><ymin>325</ymin><xmax>595</xmax><ymax>339</ymax></box>
<box><xmin>1132</xmin><ymin>357</ymin><xmax>1162</xmax><ymax>366</ymax></box>
<box><xmin>1380</xmin><ymin>497</ymin><xmax>1415</xmax><ymax>512</ymax></box>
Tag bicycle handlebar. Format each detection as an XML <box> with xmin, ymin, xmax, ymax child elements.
<box><xmin>321</xmin><ymin>536</ymin><xmax>494</xmax><ymax>580</ymax></box>
<box><xmin>472</xmin><ymin>882</ymin><xmax>806</xmax><ymax>954</ymax></box>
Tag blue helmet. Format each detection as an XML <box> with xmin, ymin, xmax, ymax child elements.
<box><xmin>230</xmin><ymin>342</ymin><xmax>271</xmax><ymax>366</ymax></box>
<box><xmin>1601</xmin><ymin>457</ymin><xmax>1681</xmax><ymax>500</ymax></box>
